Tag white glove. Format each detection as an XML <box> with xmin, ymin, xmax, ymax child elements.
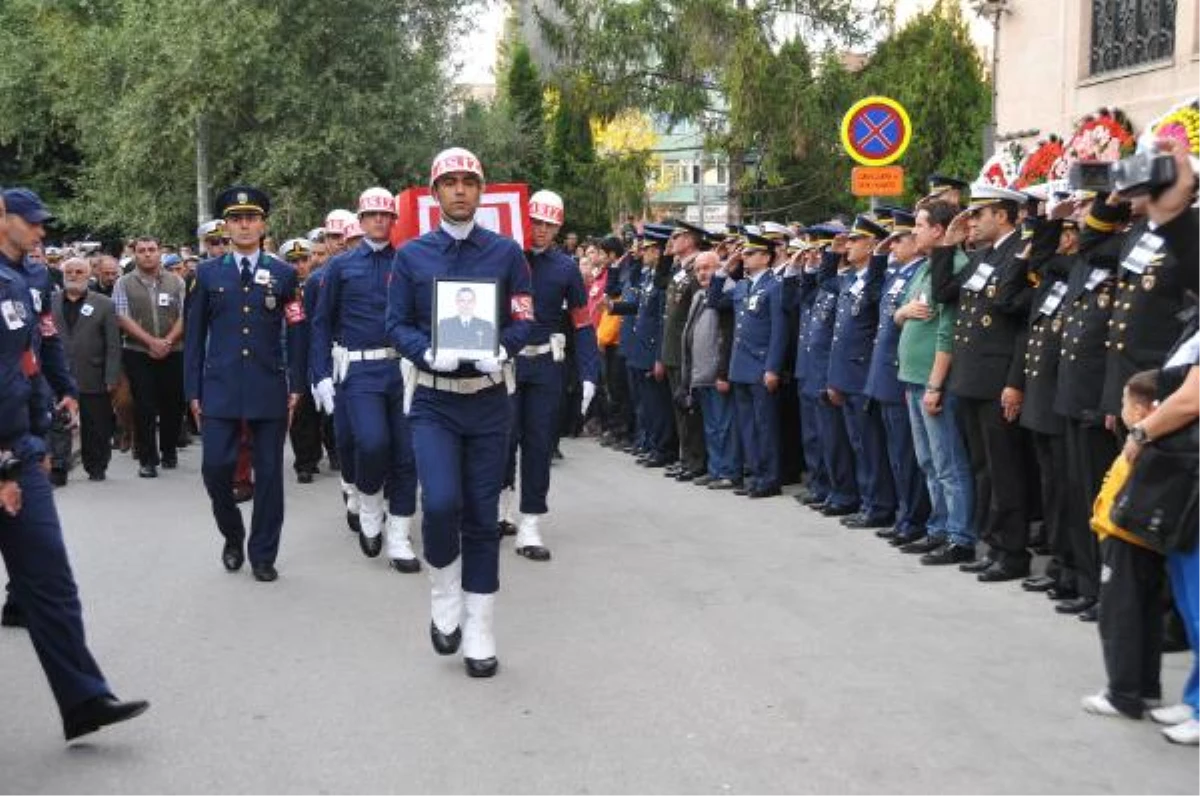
<box><xmin>314</xmin><ymin>377</ymin><xmax>336</xmax><ymax>414</ymax></box>
<box><xmin>581</xmin><ymin>381</ymin><xmax>596</xmax><ymax>415</ymax></box>
<box><xmin>473</xmin><ymin>348</ymin><xmax>508</xmax><ymax>375</ymax></box>
<box><xmin>424</xmin><ymin>348</ymin><xmax>460</xmax><ymax>373</ymax></box>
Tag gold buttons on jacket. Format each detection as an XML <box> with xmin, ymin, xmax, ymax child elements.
<box><xmin>980</xmin><ymin>315</ymin><xmax>992</xmax><ymax>328</ymax></box>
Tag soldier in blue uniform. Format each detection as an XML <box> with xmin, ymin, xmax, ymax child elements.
<box><xmin>828</xmin><ymin>214</ymin><xmax>896</xmax><ymax>528</ymax></box>
<box><xmin>0</xmin><ymin>197</ymin><xmax>148</xmax><ymax>741</ymax></box>
<box><xmin>605</xmin><ymin>233</ymin><xmax>652</xmax><ymax>456</ymax></box>
<box><xmin>504</xmin><ymin>190</ymin><xmax>600</xmax><ymax>561</ymax></box>
<box><xmin>311</xmin><ymin>188</ymin><xmax>419</xmax><ymax>572</ymax></box>
<box><xmin>707</xmin><ymin>233</ymin><xmax>787</xmax><ymax>498</ymax></box>
<box><xmin>802</xmin><ymin>225</ymin><xmax>861</xmax><ymax>516</ymax></box>
<box><xmin>791</xmin><ymin>233</ymin><xmax>831</xmax><ymax>506</ymax></box>
<box><xmin>385</xmin><ymin>148</ymin><xmax>532</xmax><ymax>678</ymax></box>
<box><xmin>626</xmin><ymin>227</ymin><xmax>677</xmax><ymax>468</ymax></box>
<box><xmin>863</xmin><ymin>210</ymin><xmax>930</xmax><ymax>540</ymax></box>
<box><xmin>184</xmin><ymin>186</ymin><xmax>308</xmax><ymax>583</ymax></box>
<box><xmin>0</xmin><ymin>188</ymin><xmax>79</xmax><ymax>627</ymax></box>
<box><xmin>280</xmin><ymin>237</ymin><xmax>323</xmax><ymax>483</ymax></box>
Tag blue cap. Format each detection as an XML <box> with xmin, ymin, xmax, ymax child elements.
<box><xmin>847</xmin><ymin>214</ymin><xmax>888</xmax><ymax>240</ymax></box>
<box><xmin>161</xmin><ymin>253</ymin><xmax>183</xmax><ymax>269</ymax></box>
<box><xmin>2</xmin><ymin>188</ymin><xmax>55</xmax><ymax>224</ymax></box>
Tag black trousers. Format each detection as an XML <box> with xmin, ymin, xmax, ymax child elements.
<box><xmin>1063</xmin><ymin>417</ymin><xmax>1116</xmax><ymax>599</ymax></box>
<box><xmin>666</xmin><ymin>365</ymin><xmax>705</xmax><ymax>472</ymax></box>
<box><xmin>79</xmin><ymin>392</ymin><xmax>114</xmax><ymax>476</ymax></box>
<box><xmin>289</xmin><ymin>392</ymin><xmax>323</xmax><ymax>474</ymax></box>
<box><xmin>1031</xmin><ymin>431</ymin><xmax>1070</xmax><ymax>583</ymax></box>
<box><xmin>321</xmin><ymin>412</ymin><xmax>338</xmax><ymax>464</ymax></box>
<box><xmin>1098</xmin><ymin>536</ymin><xmax>1164</xmax><ymax>717</ymax></box>
<box><xmin>777</xmin><ymin>380</ymin><xmax>802</xmax><ymax>485</ymax></box>
<box><xmin>122</xmin><ymin>349</ymin><xmax>183</xmax><ymax>467</ymax></box>
<box><xmin>957</xmin><ymin>395</ymin><xmax>1032</xmax><ymax>567</ymax></box>
<box><xmin>604</xmin><ymin>347</ymin><xmax>632</xmax><ymax>438</ymax></box>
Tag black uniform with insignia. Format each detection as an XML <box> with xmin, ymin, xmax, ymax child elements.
<box><xmin>931</xmin><ymin>191</ymin><xmax>1034</xmax><ymax>578</ymax></box>
<box><xmin>660</xmin><ymin>226</ymin><xmax>705</xmax><ymax>478</ymax></box>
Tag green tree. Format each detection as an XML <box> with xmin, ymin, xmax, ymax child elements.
<box><xmin>503</xmin><ymin>43</ymin><xmax>547</xmax><ymax>185</ymax></box>
<box><xmin>546</xmin><ymin>92</ymin><xmax>608</xmax><ymax>235</ymax></box>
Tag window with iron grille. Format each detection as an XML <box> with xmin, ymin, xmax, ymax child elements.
<box><xmin>1090</xmin><ymin>0</ymin><xmax>1177</xmax><ymax>75</ymax></box>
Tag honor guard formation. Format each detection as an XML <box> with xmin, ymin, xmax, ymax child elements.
<box><xmin>0</xmin><ymin>103</ymin><xmax>1198</xmax><ymax>758</ymax></box>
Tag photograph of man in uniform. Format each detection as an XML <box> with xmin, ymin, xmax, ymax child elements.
<box><xmin>435</xmin><ymin>282</ymin><xmax>498</xmax><ymax>359</ymax></box>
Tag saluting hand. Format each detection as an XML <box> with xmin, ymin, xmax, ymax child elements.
<box><xmin>942</xmin><ymin>210</ymin><xmax>972</xmax><ymax>248</ymax></box>
<box><xmin>0</xmin><ymin>481</ymin><xmax>21</xmax><ymax>517</ymax></box>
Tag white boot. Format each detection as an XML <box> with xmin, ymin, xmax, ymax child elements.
<box><xmin>515</xmin><ymin>514</ymin><xmax>551</xmax><ymax>561</ymax></box>
<box><xmin>463</xmin><ymin>591</ymin><xmax>498</xmax><ymax>677</ymax></box>
<box><xmin>386</xmin><ymin>515</ymin><xmax>420</xmax><ymax>573</ymax></box>
<box><xmin>341</xmin><ymin>479</ymin><xmax>361</xmax><ymax>533</ymax></box>
<box><xmin>357</xmin><ymin>490</ymin><xmax>386</xmax><ymax>558</ymax></box>
<box><xmin>498</xmin><ymin>487</ymin><xmax>518</xmax><ymax>535</ymax></box>
<box><xmin>429</xmin><ymin>558</ymin><xmax>463</xmax><ymax>655</ymax></box>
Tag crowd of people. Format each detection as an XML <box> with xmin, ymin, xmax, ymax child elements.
<box><xmin>0</xmin><ymin>109</ymin><xmax>1195</xmax><ymax>752</ymax></box>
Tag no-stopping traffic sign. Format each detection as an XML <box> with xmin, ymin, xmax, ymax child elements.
<box><xmin>840</xmin><ymin>96</ymin><xmax>913</xmax><ymax>167</ymax></box>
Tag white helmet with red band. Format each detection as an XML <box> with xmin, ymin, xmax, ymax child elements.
<box><xmin>324</xmin><ymin>209</ymin><xmax>356</xmax><ymax>236</ymax></box>
<box><xmin>528</xmin><ymin>190</ymin><xmax>565</xmax><ymax>226</ymax></box>
<box><xmin>357</xmin><ymin>187</ymin><xmax>396</xmax><ymax>216</ymax></box>
<box><xmin>430</xmin><ymin>147</ymin><xmax>485</xmax><ymax>188</ymax></box>
<box><xmin>343</xmin><ymin>219</ymin><xmax>365</xmax><ymax>240</ymax></box>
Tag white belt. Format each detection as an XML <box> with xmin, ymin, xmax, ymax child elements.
<box><xmin>519</xmin><ymin>343</ymin><xmax>554</xmax><ymax>357</ymax></box>
<box><xmin>346</xmin><ymin>347</ymin><xmax>399</xmax><ymax>362</ymax></box>
<box><xmin>414</xmin><ymin>371</ymin><xmax>505</xmax><ymax>395</ymax></box>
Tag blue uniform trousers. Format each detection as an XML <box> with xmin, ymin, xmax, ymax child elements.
<box><xmin>879</xmin><ymin>400</ymin><xmax>930</xmax><ymax>534</ymax></box>
<box><xmin>734</xmin><ymin>383</ymin><xmax>780</xmax><ymax>491</ymax></box>
<box><xmin>841</xmin><ymin>393</ymin><xmax>895</xmax><ymax>519</ymax></box>
<box><xmin>506</xmin><ymin>365</ymin><xmax>563</xmax><ymax>515</ymax></box>
<box><xmin>332</xmin><ymin>395</ymin><xmax>357</xmax><ymax>485</ymax></box>
<box><xmin>409</xmin><ymin>384</ymin><xmax>510</xmax><ymax>594</ymax></box>
<box><xmin>345</xmin><ymin>388</ymin><xmax>417</xmax><ymax>516</ymax></box>
<box><xmin>635</xmin><ymin>370</ymin><xmax>675</xmax><ymax>458</ymax></box>
<box><xmin>201</xmin><ymin>417</ymin><xmax>287</xmax><ymax>567</ymax></box>
<box><xmin>0</xmin><ymin>438</ymin><xmax>110</xmax><ymax>715</ymax></box>
<box><xmin>626</xmin><ymin>365</ymin><xmax>647</xmax><ymax>452</ymax></box>
<box><xmin>798</xmin><ymin>393</ymin><xmax>830</xmax><ymax>501</ymax></box>
<box><xmin>815</xmin><ymin>397</ymin><xmax>859</xmax><ymax>508</ymax></box>
<box><xmin>1168</xmin><ymin>545</ymin><xmax>1200</xmax><ymax>718</ymax></box>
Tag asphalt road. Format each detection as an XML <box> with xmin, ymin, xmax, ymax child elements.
<box><xmin>0</xmin><ymin>437</ymin><xmax>1195</xmax><ymax>793</ymax></box>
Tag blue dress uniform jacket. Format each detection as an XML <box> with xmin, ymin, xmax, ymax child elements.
<box><xmin>520</xmin><ymin>247</ymin><xmax>600</xmax><ymax>386</ymax></box>
<box><xmin>311</xmin><ymin>241</ymin><xmax>400</xmax><ymax>393</ymax></box>
<box><xmin>707</xmin><ymin>269</ymin><xmax>786</xmax><ymax>385</ymax></box>
<box><xmin>625</xmin><ymin>263</ymin><xmax>666</xmax><ymax>371</ymax></box>
<box><xmin>865</xmin><ymin>257</ymin><xmax>923</xmax><ymax>404</ymax></box>
<box><xmin>828</xmin><ymin>254</ymin><xmax>888</xmax><ymax>394</ymax></box>
<box><xmin>1</xmin><ymin>253</ymin><xmax>77</xmax><ymax>401</ymax></box>
<box><xmin>799</xmin><ymin>251</ymin><xmax>843</xmax><ymax>397</ymax></box>
<box><xmin>184</xmin><ymin>253</ymin><xmax>307</xmax><ymax>419</ymax></box>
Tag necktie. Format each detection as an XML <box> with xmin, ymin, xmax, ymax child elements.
<box><xmin>240</xmin><ymin>257</ymin><xmax>252</xmax><ymax>286</ymax></box>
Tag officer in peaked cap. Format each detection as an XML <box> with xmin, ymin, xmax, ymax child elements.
<box><xmin>931</xmin><ymin>181</ymin><xmax>1035</xmax><ymax>582</ymax></box>
<box><xmin>925</xmin><ymin>174</ymin><xmax>970</xmax><ymax>208</ymax></box>
<box><xmin>707</xmin><ymin>232</ymin><xmax>787</xmax><ymax>498</ymax></box>
<box><xmin>185</xmin><ymin>184</ymin><xmax>308</xmax><ymax>583</ymax></box>
<box><xmin>863</xmin><ymin>208</ymin><xmax>932</xmax><ymax>544</ymax></box>
<box><xmin>278</xmin><ymin>237</ymin><xmax>323</xmax><ymax>485</ymax></box>
<box><xmin>626</xmin><ymin>223</ymin><xmax>677</xmax><ymax>468</ymax></box>
<box><xmin>791</xmin><ymin>226</ymin><xmax>831</xmax><ymax>505</ymax></box>
<box><xmin>759</xmin><ymin>220</ymin><xmax>802</xmax><ymax>485</ymax></box>
<box><xmin>827</xmin><ymin>214</ymin><xmax>897</xmax><ymax>530</ymax></box>
<box><xmin>198</xmin><ymin>219</ymin><xmax>227</xmax><ymax>259</ymax></box>
<box><xmin>604</xmin><ymin>232</ymin><xmax>650</xmax><ymax>454</ymax></box>
<box><xmin>312</xmin><ymin>187</ymin><xmax>420</xmax><ymax>572</ymax></box>
<box><xmin>385</xmin><ymin>147</ymin><xmax>534</xmax><ymax>678</ymax></box>
<box><xmin>657</xmin><ymin>220</ymin><xmax>705</xmax><ymax>480</ymax></box>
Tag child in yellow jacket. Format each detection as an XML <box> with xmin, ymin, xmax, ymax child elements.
<box><xmin>1081</xmin><ymin>370</ymin><xmax>1164</xmax><ymax>720</ymax></box>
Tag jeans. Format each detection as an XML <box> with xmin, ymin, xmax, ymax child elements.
<box><xmin>695</xmin><ymin>386</ymin><xmax>740</xmax><ymax>479</ymax></box>
<box><xmin>905</xmin><ymin>385</ymin><xmax>974</xmax><ymax>546</ymax></box>
<box><xmin>1167</xmin><ymin>545</ymin><xmax>1200</xmax><ymax>718</ymax></box>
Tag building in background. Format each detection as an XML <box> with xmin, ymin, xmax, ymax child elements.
<box><xmin>645</xmin><ymin>120</ymin><xmax>731</xmax><ymax>224</ymax></box>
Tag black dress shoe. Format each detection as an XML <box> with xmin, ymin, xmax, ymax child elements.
<box><xmin>802</xmin><ymin>494</ymin><xmax>827</xmax><ymax>506</ymax></box>
<box><xmin>1021</xmin><ymin>575</ymin><xmax>1056</xmax><ymax>592</ymax></box>
<box><xmin>465</xmin><ymin>656</ymin><xmax>499</xmax><ymax>678</ymax></box>
<box><xmin>675</xmin><ymin>470</ymin><xmax>700</xmax><ymax>482</ymax></box>
<box><xmin>1078</xmin><ymin>604</ymin><xmax>1099</xmax><ymax>622</ymax></box>
<box><xmin>1046</xmin><ymin>585</ymin><xmax>1079</xmax><ymax>601</ymax></box>
<box><xmin>875</xmin><ymin>527</ymin><xmax>899</xmax><ymax>539</ymax></box>
<box><xmin>49</xmin><ymin>469</ymin><xmax>68</xmax><ymax>487</ymax></box>
<box><xmin>430</xmin><ymin>622</ymin><xmax>461</xmax><ymax>655</ymax></box>
<box><xmin>1055</xmin><ymin>595</ymin><xmax>1097</xmax><ymax>615</ymax></box>
<box><xmin>346</xmin><ymin>511</ymin><xmax>361</xmax><ymax>534</ymax></box>
<box><xmin>63</xmin><ymin>695</ymin><xmax>150</xmax><ymax>741</ymax></box>
<box><xmin>252</xmin><ymin>564</ymin><xmax>278</xmax><ymax>582</ymax></box>
<box><xmin>516</xmin><ymin>545</ymin><xmax>552</xmax><ymax>561</ymax></box>
<box><xmin>900</xmin><ymin>536</ymin><xmax>943</xmax><ymax>554</ymax></box>
<box><xmin>959</xmin><ymin>557</ymin><xmax>994</xmax><ymax>574</ymax></box>
<box><xmin>138</xmin><ymin>464</ymin><xmax>157</xmax><ymax>479</ymax></box>
<box><xmin>359</xmin><ymin>531</ymin><xmax>383</xmax><ymax>558</ymax></box>
<box><xmin>390</xmin><ymin>557</ymin><xmax>421</xmax><ymax>574</ymax></box>
<box><xmin>87</xmin><ymin>471</ymin><xmax>106</xmax><ymax>482</ymax></box>
<box><xmin>977</xmin><ymin>562</ymin><xmax>1030</xmax><ymax>583</ymax></box>
<box><xmin>922</xmin><ymin>543</ymin><xmax>975</xmax><ymax>566</ymax></box>
<box><xmin>160</xmin><ymin>456</ymin><xmax>177</xmax><ymax>470</ymax></box>
<box><xmin>843</xmin><ymin>513</ymin><xmax>895</xmax><ymax>529</ymax></box>
<box><xmin>222</xmin><ymin>543</ymin><xmax>244</xmax><ymax>572</ymax></box>
<box><xmin>1</xmin><ymin>599</ymin><xmax>25</xmax><ymax>628</ymax></box>
<box><xmin>819</xmin><ymin>503</ymin><xmax>859</xmax><ymax>517</ymax></box>
<box><xmin>497</xmin><ymin>521</ymin><xmax>517</xmax><ymax>537</ymax></box>
<box><xmin>664</xmin><ymin>464</ymin><xmax>682</xmax><ymax>476</ymax></box>
<box><xmin>733</xmin><ymin>486</ymin><xmax>751</xmax><ymax>496</ymax></box>
<box><xmin>296</xmin><ymin>470</ymin><xmax>314</xmax><ymax>484</ymax></box>
<box><xmin>232</xmin><ymin>484</ymin><xmax>253</xmax><ymax>503</ymax></box>
<box><xmin>889</xmin><ymin>531</ymin><xmax>925</xmax><ymax>547</ymax></box>
<box><xmin>839</xmin><ymin>512</ymin><xmax>866</xmax><ymax>526</ymax></box>
<box><xmin>642</xmin><ymin>456</ymin><xmax>673</xmax><ymax>468</ymax></box>
<box><xmin>749</xmin><ymin>486</ymin><xmax>782</xmax><ymax>498</ymax></box>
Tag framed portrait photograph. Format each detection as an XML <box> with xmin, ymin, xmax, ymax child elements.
<box><xmin>432</xmin><ymin>277</ymin><xmax>500</xmax><ymax>361</ymax></box>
